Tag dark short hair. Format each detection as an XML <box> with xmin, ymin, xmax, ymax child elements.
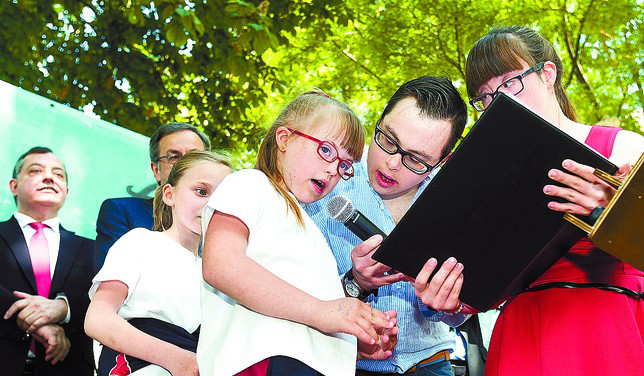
<box><xmin>380</xmin><ymin>76</ymin><xmax>467</xmax><ymax>159</ymax></box>
<box><xmin>149</xmin><ymin>122</ymin><xmax>211</xmax><ymax>163</ymax></box>
<box><xmin>13</xmin><ymin>146</ymin><xmax>67</xmax><ymax>182</ymax></box>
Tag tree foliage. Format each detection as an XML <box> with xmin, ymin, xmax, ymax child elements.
<box><xmin>1</xmin><ymin>0</ymin><xmax>642</xmax><ymax>166</ymax></box>
<box><xmin>0</xmin><ymin>0</ymin><xmax>352</xmax><ymax>162</ymax></box>
<box><xmin>280</xmin><ymin>0</ymin><xmax>644</xmax><ymax>134</ymax></box>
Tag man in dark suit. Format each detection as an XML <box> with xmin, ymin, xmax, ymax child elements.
<box><xmin>1</xmin><ymin>147</ymin><xmax>95</xmax><ymax>376</ymax></box>
<box><xmin>95</xmin><ymin>122</ymin><xmax>210</xmax><ymax>268</ymax></box>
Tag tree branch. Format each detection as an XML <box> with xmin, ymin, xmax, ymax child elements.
<box><xmin>330</xmin><ymin>40</ymin><xmax>385</xmax><ymax>85</ymax></box>
<box><xmin>560</xmin><ymin>1</ymin><xmax>600</xmax><ymax>119</ymax></box>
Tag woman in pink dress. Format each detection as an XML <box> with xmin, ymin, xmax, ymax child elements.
<box><xmin>412</xmin><ymin>25</ymin><xmax>644</xmax><ymax>376</ymax></box>
<box><xmin>462</xmin><ymin>25</ymin><xmax>644</xmax><ymax>376</ymax></box>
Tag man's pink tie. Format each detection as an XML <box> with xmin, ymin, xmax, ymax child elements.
<box><xmin>29</xmin><ymin>222</ymin><xmax>51</xmax><ymax>298</ymax></box>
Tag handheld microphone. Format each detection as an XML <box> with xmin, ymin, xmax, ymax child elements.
<box><xmin>326</xmin><ymin>195</ymin><xmax>387</xmax><ymax>241</ymax></box>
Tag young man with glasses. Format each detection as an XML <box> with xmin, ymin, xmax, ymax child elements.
<box><xmin>306</xmin><ymin>76</ymin><xmax>470</xmax><ymax>376</ymax></box>
<box><xmin>95</xmin><ymin>122</ymin><xmax>210</xmax><ymax>268</ymax></box>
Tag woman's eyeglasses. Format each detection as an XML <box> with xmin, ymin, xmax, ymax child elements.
<box><xmin>469</xmin><ymin>62</ymin><xmax>545</xmax><ymax>112</ymax></box>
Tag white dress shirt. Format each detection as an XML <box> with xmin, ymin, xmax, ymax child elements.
<box><xmin>13</xmin><ymin>212</ymin><xmax>70</xmax><ymax>323</ymax></box>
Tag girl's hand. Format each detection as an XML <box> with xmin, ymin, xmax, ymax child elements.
<box><xmin>358</xmin><ymin>310</ymin><xmax>398</xmax><ymax>360</ymax></box>
<box><xmin>544</xmin><ymin>159</ymin><xmax>630</xmax><ymax>216</ymax></box>
<box><xmin>412</xmin><ymin>257</ymin><xmax>463</xmax><ymax>311</ymax></box>
<box><xmin>314</xmin><ymin>298</ymin><xmax>395</xmax><ymax>346</ymax></box>
<box><xmin>165</xmin><ymin>349</ymin><xmax>199</xmax><ymax>376</ymax></box>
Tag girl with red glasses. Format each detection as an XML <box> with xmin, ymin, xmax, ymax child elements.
<box><xmin>198</xmin><ymin>90</ymin><xmax>398</xmax><ymax>376</ymax></box>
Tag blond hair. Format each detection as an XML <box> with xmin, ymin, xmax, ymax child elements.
<box><xmin>255</xmin><ymin>89</ymin><xmax>365</xmax><ymax>227</ymax></box>
<box><xmin>153</xmin><ymin>150</ymin><xmax>232</xmax><ymax>231</ymax></box>
<box><xmin>465</xmin><ymin>26</ymin><xmax>578</xmax><ymax>122</ymax></box>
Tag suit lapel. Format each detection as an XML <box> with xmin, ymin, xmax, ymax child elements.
<box><xmin>0</xmin><ymin>217</ymin><xmax>37</xmax><ymax>292</ymax></box>
<box><xmin>50</xmin><ymin>226</ymin><xmax>80</xmax><ymax>294</ymax></box>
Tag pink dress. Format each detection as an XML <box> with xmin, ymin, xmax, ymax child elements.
<box><xmin>485</xmin><ymin>126</ymin><xmax>644</xmax><ymax>376</ymax></box>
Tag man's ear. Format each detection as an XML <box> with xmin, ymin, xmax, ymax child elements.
<box><xmin>151</xmin><ymin>162</ymin><xmax>161</xmax><ymax>184</ymax></box>
<box><xmin>9</xmin><ymin>179</ymin><xmax>17</xmax><ymax>196</ymax></box>
<box><xmin>275</xmin><ymin>126</ymin><xmax>291</xmax><ymax>152</ymax></box>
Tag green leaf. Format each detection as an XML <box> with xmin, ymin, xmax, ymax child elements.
<box><xmin>175</xmin><ymin>8</ymin><xmax>189</xmax><ymax>17</ymax></box>
<box><xmin>160</xmin><ymin>4</ymin><xmax>175</xmax><ymax>20</ymax></box>
<box><xmin>193</xmin><ymin>15</ymin><xmax>205</xmax><ymax>36</ymax></box>
<box><xmin>175</xmin><ymin>30</ymin><xmax>188</xmax><ymax>47</ymax></box>
<box><xmin>166</xmin><ymin>24</ymin><xmax>179</xmax><ymax>44</ymax></box>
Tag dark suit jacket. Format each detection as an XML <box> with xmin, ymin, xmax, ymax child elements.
<box><xmin>95</xmin><ymin>197</ymin><xmax>153</xmax><ymax>269</ymax></box>
<box><xmin>0</xmin><ymin>216</ymin><xmax>95</xmax><ymax>376</ymax></box>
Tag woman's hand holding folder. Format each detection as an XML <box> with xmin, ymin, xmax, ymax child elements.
<box><xmin>544</xmin><ymin>159</ymin><xmax>630</xmax><ymax>216</ymax></box>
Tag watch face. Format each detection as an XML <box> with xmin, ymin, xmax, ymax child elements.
<box><xmin>345</xmin><ymin>279</ymin><xmax>361</xmax><ymax>298</ymax></box>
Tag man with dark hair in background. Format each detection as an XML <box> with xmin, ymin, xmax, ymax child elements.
<box><xmin>95</xmin><ymin>122</ymin><xmax>210</xmax><ymax>268</ymax></box>
<box><xmin>1</xmin><ymin>147</ymin><xmax>95</xmax><ymax>376</ymax></box>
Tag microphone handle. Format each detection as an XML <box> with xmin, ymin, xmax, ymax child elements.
<box><xmin>344</xmin><ymin>210</ymin><xmax>387</xmax><ymax>241</ymax></box>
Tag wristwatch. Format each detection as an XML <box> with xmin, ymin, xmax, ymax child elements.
<box><xmin>342</xmin><ymin>268</ymin><xmax>376</xmax><ymax>301</ymax></box>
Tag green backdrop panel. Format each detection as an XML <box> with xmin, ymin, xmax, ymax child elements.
<box><xmin>0</xmin><ymin>80</ymin><xmax>156</xmax><ymax>239</ymax></box>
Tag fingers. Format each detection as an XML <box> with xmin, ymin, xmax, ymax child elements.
<box><xmin>4</xmin><ymin>299</ymin><xmax>29</xmax><ymax>320</ymax></box>
<box><xmin>426</xmin><ymin>257</ymin><xmax>457</xmax><ymax>294</ymax></box>
<box><xmin>384</xmin><ymin>310</ymin><xmax>397</xmax><ymax>320</ymax></box>
<box><xmin>13</xmin><ymin>291</ymin><xmax>33</xmax><ymax>299</ymax></box>
<box><xmin>431</xmin><ymin>261</ymin><xmax>463</xmax><ymax>310</ymax></box>
<box><xmin>543</xmin><ymin>182</ymin><xmax>604</xmax><ymax>214</ymax></box>
<box><xmin>446</xmin><ymin>274</ymin><xmax>464</xmax><ymax>308</ymax></box>
<box><xmin>51</xmin><ymin>337</ymin><xmax>70</xmax><ymax>364</ymax></box>
<box><xmin>26</xmin><ymin>315</ymin><xmax>50</xmax><ymax>333</ymax></box>
<box><xmin>560</xmin><ymin>159</ymin><xmax>597</xmax><ymax>182</ymax></box>
<box><xmin>351</xmin><ymin>235</ymin><xmax>383</xmax><ymax>259</ymax></box>
<box><xmin>544</xmin><ymin>159</ymin><xmax>618</xmax><ymax>215</ymax></box>
<box><xmin>44</xmin><ymin>329</ymin><xmax>61</xmax><ymax>361</ymax></box>
<box><xmin>545</xmin><ymin>200</ymin><xmax>591</xmax><ymax>216</ymax></box>
<box><xmin>353</xmin><ymin>318</ymin><xmax>380</xmax><ymax>345</ymax></box>
<box><xmin>353</xmin><ymin>304</ymin><xmax>394</xmax><ymax>346</ymax></box>
<box><xmin>414</xmin><ymin>258</ymin><xmax>438</xmax><ymax>288</ymax></box>
<box><xmin>616</xmin><ymin>163</ymin><xmax>631</xmax><ymax>178</ymax></box>
<box><xmin>547</xmin><ymin>169</ymin><xmax>592</xmax><ymax>195</ymax></box>
<box><xmin>368</xmin><ymin>306</ymin><xmax>394</xmax><ymax>330</ymax></box>
<box><xmin>17</xmin><ymin>306</ymin><xmax>39</xmax><ymax>331</ymax></box>
<box><xmin>415</xmin><ymin>258</ymin><xmax>464</xmax><ymax>310</ymax></box>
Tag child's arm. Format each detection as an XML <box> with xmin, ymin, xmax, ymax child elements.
<box><xmin>84</xmin><ymin>281</ymin><xmax>198</xmax><ymax>376</ymax></box>
<box><xmin>203</xmin><ymin>211</ymin><xmax>395</xmax><ymax>346</ymax></box>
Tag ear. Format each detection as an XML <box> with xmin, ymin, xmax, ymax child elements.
<box><xmin>542</xmin><ymin>61</ymin><xmax>558</xmax><ymax>87</ymax></box>
<box><xmin>161</xmin><ymin>184</ymin><xmax>174</xmax><ymax>207</ymax></box>
<box><xmin>9</xmin><ymin>179</ymin><xmax>17</xmax><ymax>197</ymax></box>
<box><xmin>275</xmin><ymin>126</ymin><xmax>291</xmax><ymax>152</ymax></box>
<box><xmin>151</xmin><ymin>162</ymin><xmax>161</xmax><ymax>184</ymax></box>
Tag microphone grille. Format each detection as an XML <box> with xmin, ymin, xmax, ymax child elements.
<box><xmin>326</xmin><ymin>195</ymin><xmax>355</xmax><ymax>223</ymax></box>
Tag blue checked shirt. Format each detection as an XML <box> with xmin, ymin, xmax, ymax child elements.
<box><xmin>305</xmin><ymin>155</ymin><xmax>466</xmax><ymax>373</ymax></box>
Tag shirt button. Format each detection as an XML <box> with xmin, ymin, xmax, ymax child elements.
<box><xmin>379</xmin><ymin>204</ymin><xmax>384</xmax><ymax>210</ymax></box>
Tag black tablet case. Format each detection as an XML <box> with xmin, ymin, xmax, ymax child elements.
<box><xmin>372</xmin><ymin>93</ymin><xmax>618</xmax><ymax>311</ymax></box>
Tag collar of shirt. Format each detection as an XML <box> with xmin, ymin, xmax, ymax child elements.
<box><xmin>14</xmin><ymin>212</ymin><xmax>60</xmax><ymax>234</ymax></box>
<box><xmin>13</xmin><ymin>212</ymin><xmax>62</xmax><ymax>280</ymax></box>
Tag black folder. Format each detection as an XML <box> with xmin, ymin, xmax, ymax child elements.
<box><xmin>372</xmin><ymin>93</ymin><xmax>618</xmax><ymax>311</ymax></box>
